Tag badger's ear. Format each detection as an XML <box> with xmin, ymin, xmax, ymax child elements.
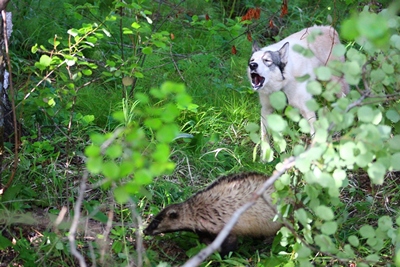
<box><xmin>252</xmin><ymin>41</ymin><xmax>261</xmax><ymax>53</ymax></box>
<box><xmin>278</xmin><ymin>42</ymin><xmax>289</xmax><ymax>65</ymax></box>
<box><xmin>167</xmin><ymin>209</ymin><xmax>179</xmax><ymax>219</ymax></box>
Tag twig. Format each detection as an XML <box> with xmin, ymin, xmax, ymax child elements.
<box><xmin>99</xmin><ymin>210</ymin><xmax>114</xmax><ymax>265</ymax></box>
<box><xmin>170</xmin><ymin>43</ymin><xmax>185</xmax><ymax>81</ymax></box>
<box><xmin>2</xmin><ymin>9</ymin><xmax>18</xmax><ymax>193</ymax></box>
<box><xmin>68</xmin><ymin>170</ymin><xmax>89</xmax><ymax>267</ymax></box>
<box><xmin>182</xmin><ymin>156</ymin><xmax>296</xmax><ymax>267</ymax></box>
<box><xmin>128</xmin><ymin>199</ymin><xmax>143</xmax><ymax>267</ymax></box>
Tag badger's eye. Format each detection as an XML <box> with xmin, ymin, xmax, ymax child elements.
<box><xmin>168</xmin><ymin>211</ymin><xmax>179</xmax><ymax>219</ymax></box>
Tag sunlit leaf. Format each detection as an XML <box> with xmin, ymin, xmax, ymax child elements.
<box><xmin>314</xmin><ymin>205</ymin><xmax>334</xmax><ymax>221</ymax></box>
<box><xmin>267</xmin><ymin>114</ymin><xmax>287</xmax><ymax>132</ymax></box>
<box><xmin>269</xmin><ymin>91</ymin><xmax>287</xmax><ymax>110</ymax></box>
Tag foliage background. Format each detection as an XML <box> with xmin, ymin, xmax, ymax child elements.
<box><xmin>0</xmin><ymin>0</ymin><xmax>399</xmax><ymax>266</ymax></box>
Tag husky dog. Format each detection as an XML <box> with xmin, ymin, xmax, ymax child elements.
<box><xmin>248</xmin><ymin>26</ymin><xmax>349</xmax><ymax>156</ymax></box>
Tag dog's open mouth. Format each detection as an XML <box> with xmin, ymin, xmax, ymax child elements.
<box><xmin>250</xmin><ymin>73</ymin><xmax>265</xmax><ymax>90</ymax></box>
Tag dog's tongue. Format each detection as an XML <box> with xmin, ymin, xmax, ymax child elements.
<box><xmin>252</xmin><ymin>74</ymin><xmax>264</xmax><ymax>88</ymax></box>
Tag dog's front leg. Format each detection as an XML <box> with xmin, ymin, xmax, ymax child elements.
<box><xmin>259</xmin><ymin>93</ymin><xmax>274</xmax><ymax>158</ymax></box>
<box><xmin>286</xmin><ymin>85</ymin><xmax>316</xmax><ymax>138</ymax></box>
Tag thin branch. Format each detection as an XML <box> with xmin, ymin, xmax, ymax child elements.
<box><xmin>68</xmin><ymin>170</ymin><xmax>89</xmax><ymax>267</ymax></box>
<box><xmin>128</xmin><ymin>199</ymin><xmax>143</xmax><ymax>267</ymax></box>
<box><xmin>182</xmin><ymin>156</ymin><xmax>296</xmax><ymax>267</ymax></box>
<box><xmin>2</xmin><ymin>9</ymin><xmax>18</xmax><ymax>193</ymax></box>
<box><xmin>99</xmin><ymin>210</ymin><xmax>114</xmax><ymax>265</ymax></box>
<box><xmin>170</xmin><ymin>43</ymin><xmax>185</xmax><ymax>81</ymax></box>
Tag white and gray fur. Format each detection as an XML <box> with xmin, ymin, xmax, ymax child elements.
<box><xmin>143</xmin><ymin>172</ymin><xmax>281</xmax><ymax>256</ymax></box>
<box><xmin>248</xmin><ymin>26</ymin><xmax>349</xmax><ymax>157</ymax></box>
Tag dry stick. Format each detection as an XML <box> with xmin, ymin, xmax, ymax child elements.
<box><xmin>1</xmin><ymin>9</ymin><xmax>19</xmax><ymax>193</ymax></box>
<box><xmin>99</xmin><ymin>210</ymin><xmax>114</xmax><ymax>265</ymax></box>
<box><xmin>170</xmin><ymin>43</ymin><xmax>185</xmax><ymax>81</ymax></box>
<box><xmin>128</xmin><ymin>199</ymin><xmax>143</xmax><ymax>267</ymax></box>
<box><xmin>68</xmin><ymin>170</ymin><xmax>89</xmax><ymax>267</ymax></box>
<box><xmin>182</xmin><ymin>156</ymin><xmax>296</xmax><ymax>267</ymax></box>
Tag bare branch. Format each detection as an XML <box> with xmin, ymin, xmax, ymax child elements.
<box><xmin>68</xmin><ymin>171</ymin><xmax>89</xmax><ymax>267</ymax></box>
<box><xmin>182</xmin><ymin>156</ymin><xmax>296</xmax><ymax>267</ymax></box>
<box><xmin>128</xmin><ymin>200</ymin><xmax>144</xmax><ymax>267</ymax></box>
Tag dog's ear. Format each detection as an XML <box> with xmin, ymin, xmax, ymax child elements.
<box><xmin>278</xmin><ymin>42</ymin><xmax>289</xmax><ymax>65</ymax></box>
<box><xmin>252</xmin><ymin>41</ymin><xmax>261</xmax><ymax>53</ymax></box>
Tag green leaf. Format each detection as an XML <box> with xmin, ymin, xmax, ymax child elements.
<box><xmin>85</xmin><ymin>145</ymin><xmax>101</xmax><ymax>157</ymax></box>
<box><xmin>332</xmin><ymin>44</ymin><xmax>346</xmax><ymax>57</ymax></box>
<box><xmin>359</xmin><ymin>225</ymin><xmax>375</xmax><ymax>238</ymax></box>
<box><xmin>285</xmin><ymin>106</ymin><xmax>301</xmax><ymax>122</ymax></box>
<box><xmin>102</xmin><ymin>161</ymin><xmax>120</xmax><ymax>180</ymax></box>
<box><xmin>86</xmin><ymin>157</ymin><xmax>103</xmax><ymax>174</ymax></box>
<box><xmin>332</xmin><ymin>169</ymin><xmax>346</xmax><ymax>187</ymax></box>
<box><xmin>31</xmin><ymin>44</ymin><xmax>38</xmax><ymax>54</ymax></box>
<box><xmin>367</xmin><ymin>162</ymin><xmax>386</xmax><ymax>185</ymax></box>
<box><xmin>342</xmin><ymin>244</ymin><xmax>356</xmax><ymax>258</ymax></box>
<box><xmin>378</xmin><ymin>216</ymin><xmax>392</xmax><ymax>232</ymax></box>
<box><xmin>82</xmin><ymin>69</ymin><xmax>93</xmax><ymax>76</ymax></box>
<box><xmin>40</xmin><ymin>55</ymin><xmax>51</xmax><ymax>67</ymax></box>
<box><xmin>142</xmin><ymin>46</ymin><xmax>153</xmax><ymax>55</ymax></box>
<box><xmin>313</xmin><ymin>129</ymin><xmax>328</xmax><ymax>144</ymax></box>
<box><xmin>135</xmin><ymin>169</ymin><xmax>153</xmax><ymax>185</ymax></box>
<box><xmin>391</xmin><ymin>153</ymin><xmax>400</xmax><ymax>171</ymax></box>
<box><xmin>386</xmin><ymin>109</ymin><xmax>400</xmax><ymax>123</ymax></box>
<box><xmin>156</xmin><ymin>124</ymin><xmax>179</xmax><ymax>143</ymax></box>
<box><xmin>145</xmin><ymin>118</ymin><xmax>162</xmax><ymax>129</ymax></box>
<box><xmin>357</xmin><ymin>106</ymin><xmax>374</xmax><ymax>123</ymax></box>
<box><xmin>306</xmin><ymin>99</ymin><xmax>319</xmax><ymax>111</ymax></box>
<box><xmin>161</xmin><ymin>103</ymin><xmax>180</xmax><ymax>122</ymax></box>
<box><xmin>119</xmin><ymin>161</ymin><xmax>135</xmax><ymax>177</ymax></box>
<box><xmin>295</xmin><ymin>208</ymin><xmax>311</xmax><ymax>227</ymax></box>
<box><xmin>343</xmin><ymin>61</ymin><xmax>361</xmax><ymax>85</ymax></box>
<box><xmin>299</xmin><ymin>118</ymin><xmax>311</xmax><ymax>133</ymax></box>
<box><xmin>355</xmin><ymin>151</ymin><xmax>374</xmax><ymax>168</ymax></box>
<box><xmin>260</xmin><ymin>141</ymin><xmax>274</xmax><ymax>162</ymax></box>
<box><xmin>269</xmin><ymin>91</ymin><xmax>287</xmax><ymax>111</ymax></box>
<box><xmin>245</xmin><ymin>122</ymin><xmax>259</xmax><ymax>133</ymax></box>
<box><xmin>314</xmin><ymin>205</ymin><xmax>334</xmax><ymax>221</ymax></box>
<box><xmin>339</xmin><ymin>141</ymin><xmax>356</xmax><ymax>163</ymax></box>
<box><xmin>296</xmin><ymin>244</ymin><xmax>311</xmax><ymax>258</ymax></box>
<box><xmin>341</xmin><ymin>17</ymin><xmax>359</xmax><ymax>40</ymax></box>
<box><xmin>321</xmin><ymin>221</ymin><xmax>338</xmax><ymax>235</ymax></box>
<box><xmin>105</xmin><ymin>145</ymin><xmax>123</xmax><ymax>159</ymax></box>
<box><xmin>114</xmin><ymin>186</ymin><xmax>130</xmax><ymax>204</ymax></box>
<box><xmin>292</xmin><ymin>44</ymin><xmax>314</xmax><ymax>58</ymax></box>
<box><xmin>152</xmin><ymin>143</ymin><xmax>170</xmax><ymax>162</ymax></box>
<box><xmin>315</xmin><ymin>66</ymin><xmax>332</xmax><ymax>81</ymax></box>
<box><xmin>131</xmin><ymin>22</ymin><xmax>141</xmax><ymax>29</ymax></box>
<box><xmin>306</xmin><ymin>81</ymin><xmax>322</xmax><ymax>95</ymax></box>
<box><xmin>0</xmin><ymin>234</ymin><xmax>12</xmax><ymax>249</ymax></box>
<box><xmin>315</xmin><ymin>234</ymin><xmax>337</xmax><ymax>253</ymax></box>
<box><xmin>348</xmin><ymin>235</ymin><xmax>359</xmax><ymax>247</ymax></box>
<box><xmin>365</xmin><ymin>254</ymin><xmax>380</xmax><ymax>263</ymax></box>
<box><xmin>267</xmin><ymin>114</ymin><xmax>287</xmax><ymax>132</ymax></box>
<box><xmin>388</xmin><ymin>135</ymin><xmax>400</xmax><ymax>151</ymax></box>
<box><xmin>56</xmin><ymin>241</ymin><xmax>64</xmax><ymax>250</ymax></box>
<box><xmin>67</xmin><ymin>28</ymin><xmax>79</xmax><ymax>37</ymax></box>
<box><xmin>371</xmin><ymin>69</ymin><xmax>386</xmax><ymax>83</ymax></box>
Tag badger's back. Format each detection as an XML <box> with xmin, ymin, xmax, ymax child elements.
<box><xmin>187</xmin><ymin>172</ymin><xmax>280</xmax><ymax>237</ymax></box>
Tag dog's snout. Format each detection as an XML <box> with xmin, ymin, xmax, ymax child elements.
<box><xmin>249</xmin><ymin>62</ymin><xmax>258</xmax><ymax>70</ymax></box>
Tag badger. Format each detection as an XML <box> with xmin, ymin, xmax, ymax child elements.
<box><xmin>143</xmin><ymin>172</ymin><xmax>282</xmax><ymax>256</ymax></box>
